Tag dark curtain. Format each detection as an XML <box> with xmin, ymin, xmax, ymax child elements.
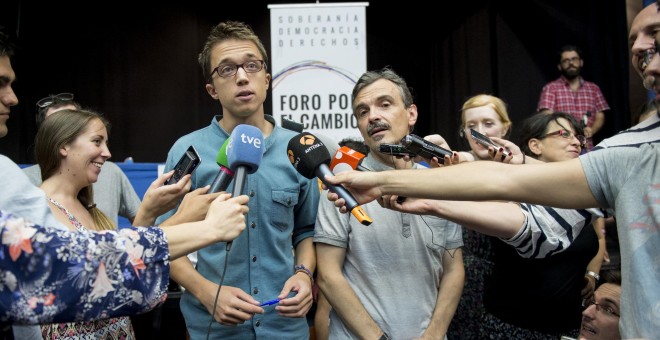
<box><xmin>1</xmin><ymin>0</ymin><xmax>629</xmax><ymax>163</ymax></box>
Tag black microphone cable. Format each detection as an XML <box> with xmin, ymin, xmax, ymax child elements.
<box><xmin>206</xmin><ymin>247</ymin><xmax>231</xmax><ymax>340</ymax></box>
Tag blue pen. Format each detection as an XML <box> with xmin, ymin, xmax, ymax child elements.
<box><xmin>259</xmin><ymin>298</ymin><xmax>280</xmax><ymax>307</ymax></box>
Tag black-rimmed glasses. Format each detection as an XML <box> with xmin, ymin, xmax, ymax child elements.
<box><xmin>36</xmin><ymin>93</ymin><xmax>74</xmax><ymax>110</ymax></box>
<box><xmin>208</xmin><ymin>60</ymin><xmax>266</xmax><ymax>81</ymax></box>
<box><xmin>582</xmin><ymin>298</ymin><xmax>620</xmax><ymax>317</ymax></box>
<box><xmin>542</xmin><ymin>129</ymin><xmax>586</xmax><ymax>146</ymax></box>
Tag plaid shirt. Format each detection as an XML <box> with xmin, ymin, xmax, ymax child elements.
<box><xmin>537</xmin><ymin>76</ymin><xmax>609</xmax><ymax>149</ymax></box>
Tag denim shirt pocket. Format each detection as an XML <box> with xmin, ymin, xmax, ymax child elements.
<box><xmin>270</xmin><ymin>189</ymin><xmax>299</xmax><ymax>231</ymax></box>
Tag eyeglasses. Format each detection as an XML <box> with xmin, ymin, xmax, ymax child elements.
<box><xmin>36</xmin><ymin>93</ymin><xmax>74</xmax><ymax>110</ymax></box>
<box><xmin>542</xmin><ymin>129</ymin><xmax>586</xmax><ymax>146</ymax></box>
<box><xmin>560</xmin><ymin>56</ymin><xmax>580</xmax><ymax>65</ymax></box>
<box><xmin>638</xmin><ymin>41</ymin><xmax>660</xmax><ymax>73</ymax></box>
<box><xmin>208</xmin><ymin>60</ymin><xmax>266</xmax><ymax>81</ymax></box>
<box><xmin>582</xmin><ymin>298</ymin><xmax>620</xmax><ymax>317</ymax></box>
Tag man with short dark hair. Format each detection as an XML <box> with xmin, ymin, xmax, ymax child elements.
<box><xmin>538</xmin><ymin>45</ymin><xmax>609</xmax><ymax>150</ymax></box>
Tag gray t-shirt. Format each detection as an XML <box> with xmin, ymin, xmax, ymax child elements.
<box><xmin>23</xmin><ymin>161</ymin><xmax>141</xmax><ymax>225</ymax></box>
<box><xmin>581</xmin><ymin>143</ymin><xmax>660</xmax><ymax>339</ymax></box>
<box><xmin>0</xmin><ymin>155</ymin><xmax>63</xmax><ymax>229</ymax></box>
<box><xmin>314</xmin><ymin>155</ymin><xmax>463</xmax><ymax>339</ymax></box>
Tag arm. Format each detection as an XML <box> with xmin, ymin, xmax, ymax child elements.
<box><xmin>316</xmin><ymin>243</ymin><xmax>385</xmax><ymax>339</ymax></box>
<box><xmin>587</xmin><ymin>111</ymin><xmax>605</xmax><ymax>137</ymax></box>
<box><xmin>132</xmin><ymin>172</ymin><xmax>191</xmax><ymax>226</ymax></box>
<box><xmin>420</xmin><ymin>248</ymin><xmax>464</xmax><ymax>339</ymax></box>
<box><xmin>169</xmin><ymin>257</ymin><xmax>262</xmax><ymax>325</ymax></box>
<box><xmin>582</xmin><ymin>218</ymin><xmax>606</xmax><ymax>298</ymax></box>
<box><xmin>314</xmin><ymin>290</ymin><xmax>331</xmax><ymax>340</ymax></box>
<box><xmin>326</xmin><ymin>157</ymin><xmax>599</xmax><ymax>210</ymax></box>
<box><xmin>170</xmin><ymin>243</ymin><xmax>264</xmax><ymax>326</ymax></box>
<box><xmin>159</xmin><ymin>186</ymin><xmax>222</xmax><ymax>226</ymax></box>
<box><xmin>381</xmin><ymin>196</ymin><xmax>525</xmax><ymax>239</ymax></box>
<box><xmin>0</xmin><ymin>211</ymin><xmax>169</xmax><ymax>324</ymax></box>
<box><xmin>276</xmin><ymin>238</ymin><xmax>315</xmax><ymax>317</ymax></box>
<box><xmin>114</xmin><ymin>163</ymin><xmax>141</xmax><ymax>223</ymax></box>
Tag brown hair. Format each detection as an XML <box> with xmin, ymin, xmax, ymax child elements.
<box><xmin>35</xmin><ymin>109</ymin><xmax>116</xmax><ymax>231</ymax></box>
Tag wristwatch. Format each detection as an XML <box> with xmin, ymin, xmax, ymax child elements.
<box><xmin>586</xmin><ymin>270</ymin><xmax>600</xmax><ymax>282</ymax></box>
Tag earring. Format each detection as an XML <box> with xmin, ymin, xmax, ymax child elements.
<box><xmin>458</xmin><ymin>129</ymin><xmax>465</xmax><ymax>139</ymax></box>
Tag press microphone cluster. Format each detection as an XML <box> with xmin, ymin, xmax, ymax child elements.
<box><xmin>287</xmin><ymin>132</ymin><xmax>373</xmax><ymax>226</ymax></box>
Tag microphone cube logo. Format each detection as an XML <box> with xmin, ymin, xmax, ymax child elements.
<box><xmin>300</xmin><ymin>134</ymin><xmax>315</xmax><ymax>145</ymax></box>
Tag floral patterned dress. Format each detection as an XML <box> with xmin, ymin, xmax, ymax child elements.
<box><xmin>40</xmin><ymin>198</ymin><xmax>136</xmax><ymax>339</ymax></box>
<box><xmin>0</xmin><ymin>210</ymin><xmax>169</xmax><ymax>327</ymax></box>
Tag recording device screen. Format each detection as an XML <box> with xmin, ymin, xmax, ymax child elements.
<box><xmin>379</xmin><ymin>143</ymin><xmax>412</xmax><ymax>157</ymax></box>
<box><xmin>469</xmin><ymin>129</ymin><xmax>501</xmax><ymax>149</ymax></box>
<box><xmin>165</xmin><ymin>145</ymin><xmax>201</xmax><ymax>185</ymax></box>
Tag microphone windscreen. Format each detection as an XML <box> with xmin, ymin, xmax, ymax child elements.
<box><xmin>216</xmin><ymin>138</ymin><xmax>230</xmax><ymax>167</ymax></box>
<box><xmin>331</xmin><ymin>146</ymin><xmax>365</xmax><ymax>174</ymax></box>
<box><xmin>287</xmin><ymin>132</ymin><xmax>331</xmax><ymax>179</ymax></box>
<box><xmin>226</xmin><ymin>124</ymin><xmax>264</xmax><ymax>174</ymax></box>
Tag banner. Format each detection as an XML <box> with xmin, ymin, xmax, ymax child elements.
<box><xmin>269</xmin><ymin>2</ymin><xmax>369</xmax><ymax>142</ymax></box>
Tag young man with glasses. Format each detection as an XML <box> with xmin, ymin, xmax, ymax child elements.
<box><xmin>22</xmin><ymin>93</ymin><xmax>142</xmax><ymax>227</ymax></box>
<box><xmin>537</xmin><ymin>45</ymin><xmax>610</xmax><ymax>150</ymax></box>
<box><xmin>578</xmin><ymin>270</ymin><xmax>621</xmax><ymax>340</ymax></box>
<box><xmin>155</xmin><ymin>21</ymin><xmax>319</xmax><ymax>339</ymax></box>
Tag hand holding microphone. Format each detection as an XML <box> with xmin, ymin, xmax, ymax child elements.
<box><xmin>287</xmin><ymin>132</ymin><xmax>373</xmax><ymax>226</ymax></box>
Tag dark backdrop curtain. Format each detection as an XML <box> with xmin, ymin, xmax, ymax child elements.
<box><xmin>1</xmin><ymin>0</ymin><xmax>629</xmax><ymax>163</ymax></box>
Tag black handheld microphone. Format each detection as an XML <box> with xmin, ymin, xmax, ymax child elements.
<box><xmin>287</xmin><ymin>132</ymin><xmax>373</xmax><ymax>226</ymax></box>
<box><xmin>400</xmin><ymin>134</ymin><xmax>453</xmax><ymax>164</ymax></box>
<box><xmin>209</xmin><ymin>139</ymin><xmax>234</xmax><ymax>193</ymax></box>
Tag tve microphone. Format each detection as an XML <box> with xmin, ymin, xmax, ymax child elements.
<box><xmin>209</xmin><ymin>139</ymin><xmax>234</xmax><ymax>193</ymax></box>
<box><xmin>330</xmin><ymin>146</ymin><xmax>372</xmax><ymax>174</ymax></box>
<box><xmin>287</xmin><ymin>132</ymin><xmax>373</xmax><ymax>226</ymax></box>
<box><xmin>226</xmin><ymin>124</ymin><xmax>264</xmax><ymax>198</ymax></box>
<box><xmin>225</xmin><ymin>125</ymin><xmax>264</xmax><ymax>252</ymax></box>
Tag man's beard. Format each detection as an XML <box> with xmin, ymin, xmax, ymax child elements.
<box><xmin>561</xmin><ymin>66</ymin><xmax>581</xmax><ymax>80</ymax></box>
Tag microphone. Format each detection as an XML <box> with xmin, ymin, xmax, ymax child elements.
<box><xmin>287</xmin><ymin>132</ymin><xmax>373</xmax><ymax>226</ymax></box>
<box><xmin>330</xmin><ymin>146</ymin><xmax>372</xmax><ymax>174</ymax></box>
<box><xmin>400</xmin><ymin>134</ymin><xmax>453</xmax><ymax>164</ymax></box>
<box><xmin>209</xmin><ymin>139</ymin><xmax>234</xmax><ymax>193</ymax></box>
<box><xmin>226</xmin><ymin>125</ymin><xmax>264</xmax><ymax>198</ymax></box>
<box><xmin>224</xmin><ymin>125</ymin><xmax>264</xmax><ymax>251</ymax></box>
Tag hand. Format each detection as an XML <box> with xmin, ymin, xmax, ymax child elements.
<box><xmin>323</xmin><ymin>171</ymin><xmax>384</xmax><ymax>212</ymax></box>
<box><xmin>200</xmin><ymin>283</ymin><xmax>263</xmax><ymax>325</ymax></box>
<box><xmin>378</xmin><ymin>195</ymin><xmax>433</xmax><ymax>215</ymax></box>
<box><xmin>144</xmin><ymin>171</ymin><xmax>192</xmax><ymax>214</ymax></box>
<box><xmin>274</xmin><ymin>272</ymin><xmax>314</xmax><ymax>318</ymax></box>
<box><xmin>584</xmin><ymin>127</ymin><xmax>593</xmax><ymax>138</ymax></box>
<box><xmin>581</xmin><ymin>275</ymin><xmax>596</xmax><ymax>300</ymax></box>
<box><xmin>488</xmin><ymin>137</ymin><xmax>521</xmax><ymax>164</ymax></box>
<box><xmin>170</xmin><ymin>186</ymin><xmax>223</xmax><ymax>224</ymax></box>
<box><xmin>134</xmin><ymin>172</ymin><xmax>192</xmax><ymax>225</ymax></box>
<box><xmin>204</xmin><ymin>193</ymin><xmax>249</xmax><ymax>243</ymax></box>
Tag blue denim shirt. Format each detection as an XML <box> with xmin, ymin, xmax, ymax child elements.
<box><xmin>157</xmin><ymin>116</ymin><xmax>319</xmax><ymax>339</ymax></box>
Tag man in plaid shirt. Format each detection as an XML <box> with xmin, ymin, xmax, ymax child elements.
<box><xmin>537</xmin><ymin>45</ymin><xmax>609</xmax><ymax>150</ymax></box>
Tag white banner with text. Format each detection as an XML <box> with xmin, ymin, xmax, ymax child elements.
<box><xmin>268</xmin><ymin>2</ymin><xmax>368</xmax><ymax>143</ymax></box>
